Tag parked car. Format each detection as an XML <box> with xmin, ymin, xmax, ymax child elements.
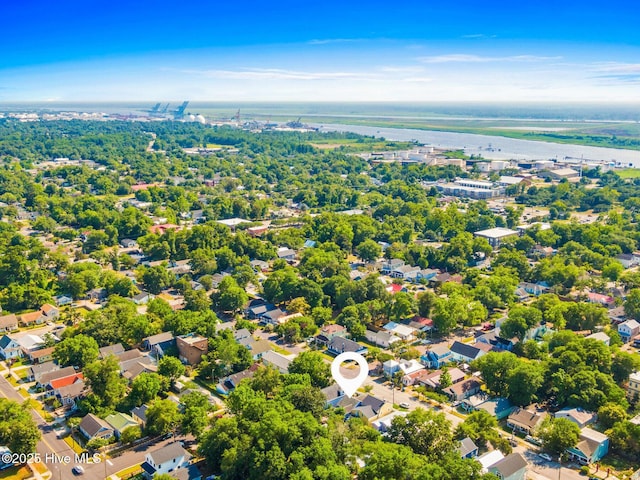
<box><xmin>399</xmin><ymin>402</ymin><xmax>410</xmax><ymax>409</ymax></box>
<box><xmin>72</xmin><ymin>466</ymin><xmax>84</xmax><ymax>475</ymax></box>
<box><xmin>538</xmin><ymin>453</ymin><xmax>552</xmax><ymax>462</ymax></box>
<box><xmin>525</xmin><ymin>435</ymin><xmax>542</xmax><ymax>446</ymax></box>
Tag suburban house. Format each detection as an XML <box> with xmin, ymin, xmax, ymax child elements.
<box><xmin>449</xmin><ymin>341</ymin><xmax>491</xmax><ymax>363</ymax></box>
<box><xmin>27</xmin><ymin>361</ymin><xmax>60</xmax><ymax>382</ymax></box>
<box><xmin>27</xmin><ymin>346</ymin><xmax>55</xmax><ymax>364</ymax></box>
<box><xmin>17</xmin><ymin>334</ymin><xmax>46</xmax><ymax>355</ymax></box>
<box><xmin>276</xmin><ymin>247</ymin><xmax>296</xmax><ymax>262</ymax></box>
<box><xmin>507</xmin><ymin>409</ymin><xmax>548</xmax><ymax>435</ymax></box>
<box><xmin>119</xmin><ymin>354</ymin><xmax>157</xmax><ymax>381</ymax></box>
<box><xmin>365</xmin><ymin>329</ymin><xmax>400</xmax><ymax>348</ymax></box>
<box><xmin>0</xmin><ymin>335</ymin><xmax>22</xmax><ymax>360</ymax></box>
<box><xmin>217</xmin><ymin>364</ymin><xmax>260</xmax><ymax>395</ymax></box>
<box><xmin>554</xmin><ymin>408</ymin><xmax>597</xmax><ymax>428</ymax></box>
<box><xmin>40</xmin><ymin>303</ymin><xmax>59</xmax><ymax>321</ymax></box>
<box><xmin>133</xmin><ymin>291</ymin><xmax>154</xmax><ymax>305</ymax></box>
<box><xmin>417</xmin><ymin>367</ymin><xmax>465</xmax><ymax>390</ymax></box>
<box><xmin>615</xmin><ymin>253</ymin><xmax>640</xmax><ymax>269</ymax></box>
<box><xmin>18</xmin><ymin>310</ymin><xmax>45</xmax><ymax>327</ymax></box>
<box><xmin>618</xmin><ymin>319</ymin><xmax>640</xmax><ymax>343</ymax></box>
<box><xmin>142</xmin><ymin>332</ymin><xmax>176</xmax><ymax>357</ymax></box>
<box><xmin>627</xmin><ymin>371</ymin><xmax>640</xmax><ymax>400</ymax></box>
<box><xmin>131</xmin><ymin>405</ymin><xmax>149</xmax><ymax>429</ymax></box>
<box><xmin>566</xmin><ymin>427</ymin><xmax>609</xmax><ymax>465</ymax></box>
<box><xmin>380</xmin><ymin>258</ymin><xmax>405</xmax><ymax>275</ymax></box>
<box><xmin>321</xmin><ymin>384</ymin><xmax>345</xmax><ymax>407</ymax></box>
<box><xmin>56</xmin><ymin>379</ymin><xmax>86</xmax><ymax>408</ymax></box>
<box><xmin>0</xmin><ymin>314</ymin><xmax>18</xmax><ymax>333</ymax></box>
<box><xmin>382</xmin><ymin>359</ymin><xmax>424</xmax><ymax>378</ymax></box>
<box><xmin>383</xmin><ymin>322</ymin><xmax>417</xmax><ymax>341</ymax></box>
<box><xmin>250</xmin><ymin>259</ymin><xmax>269</xmax><ymax>272</ymax></box>
<box><xmin>372</xmin><ymin>411</ymin><xmax>409</xmax><ymax>433</ymax></box>
<box><xmin>46</xmin><ymin>372</ymin><xmax>84</xmax><ymax>404</ymax></box>
<box><xmin>105</xmin><ymin>412</ymin><xmax>139</xmax><ymax>439</ymax></box>
<box><xmin>36</xmin><ymin>366</ymin><xmax>77</xmax><ymax>389</ymax></box>
<box><xmin>478</xmin><ymin>397</ymin><xmax>516</xmax><ymax>420</ymax></box>
<box><xmin>402</xmin><ymin>369</ymin><xmax>431</xmax><ymax>387</ymax></box>
<box><xmin>176</xmin><ymin>334</ymin><xmax>208</xmax><ymax>365</ymax></box>
<box><xmin>390</xmin><ymin>264</ymin><xmax>420</xmax><ymax>280</ymax></box>
<box><xmin>141</xmin><ymin>443</ymin><xmax>190</xmax><ymax>479</ymax></box>
<box><xmin>475</xmin><ymin>331</ymin><xmax>519</xmax><ymax>352</ymax></box>
<box><xmin>255</xmin><ymin>305</ymin><xmax>286</xmax><ymax>324</ymax></box>
<box><xmin>459</xmin><ymin>437</ymin><xmax>479</xmax><ymax>459</ymax></box>
<box><xmin>585</xmin><ymin>332</ymin><xmax>610</xmax><ymax>346</ymax></box>
<box><xmin>478</xmin><ymin>450</ymin><xmax>505</xmax><ymax>472</ymax></box>
<box><xmin>54</xmin><ymin>295</ymin><xmax>73</xmax><ymax>306</ymax></box>
<box><xmin>119</xmin><ymin>238</ymin><xmax>137</xmax><ymax>248</ymax></box>
<box><xmin>443</xmin><ymin>378</ymin><xmax>482</xmax><ymax>402</ymax></box>
<box><xmin>261</xmin><ymin>350</ymin><xmax>292</xmax><ymax>374</ymax></box>
<box><xmin>327</xmin><ymin>336</ymin><xmax>367</xmax><ymax>356</ymax></box>
<box><xmin>488</xmin><ymin>452</ymin><xmax>528</xmax><ymax>480</ymax></box>
<box><xmin>316</xmin><ymin>323</ymin><xmax>347</xmax><ymax>345</ymax></box>
<box><xmin>79</xmin><ymin>413</ymin><xmax>114</xmax><ymax>441</ymax></box>
<box><xmin>351</xmin><ymin>395</ymin><xmax>394</xmax><ymax>423</ymax></box>
<box><xmin>408</xmin><ymin>316</ymin><xmax>434</xmax><ymax>332</ymax></box>
<box><xmin>99</xmin><ymin>343</ymin><xmax>126</xmax><ymax>359</ymax></box>
<box><xmin>240</xmin><ymin>338</ymin><xmax>272</xmax><ymax>360</ymax></box>
<box><xmin>421</xmin><ymin>344</ymin><xmax>453</xmax><ymax>368</ymax></box>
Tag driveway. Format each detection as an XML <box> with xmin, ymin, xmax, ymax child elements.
<box><xmin>362</xmin><ymin>377</ymin><xmax>464</xmax><ymax>427</ymax></box>
<box><xmin>0</xmin><ymin>369</ymin><xmax>188</xmax><ymax>480</ymax></box>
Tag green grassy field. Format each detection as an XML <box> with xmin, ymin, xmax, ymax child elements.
<box><xmin>309</xmin><ymin>138</ymin><xmax>415</xmax><ymax>152</ymax></box>
<box><xmin>615</xmin><ymin>168</ymin><xmax>640</xmax><ymax>178</ymax></box>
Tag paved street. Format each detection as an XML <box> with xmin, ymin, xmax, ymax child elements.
<box><xmin>362</xmin><ymin>377</ymin><xmax>464</xmax><ymax>427</ymax></box>
<box><xmin>0</xmin><ymin>369</ymin><xmax>183</xmax><ymax>480</ymax></box>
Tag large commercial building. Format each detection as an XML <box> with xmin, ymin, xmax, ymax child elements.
<box><xmin>437</xmin><ymin>179</ymin><xmax>505</xmax><ymax>199</ymax></box>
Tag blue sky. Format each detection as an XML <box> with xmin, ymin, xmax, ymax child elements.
<box><xmin>2</xmin><ymin>0</ymin><xmax>639</xmax><ymax>102</ymax></box>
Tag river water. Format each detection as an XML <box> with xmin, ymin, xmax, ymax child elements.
<box><xmin>316</xmin><ymin>123</ymin><xmax>640</xmax><ymax>167</ymax></box>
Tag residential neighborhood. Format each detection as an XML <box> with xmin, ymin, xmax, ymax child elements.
<box><xmin>0</xmin><ymin>112</ymin><xmax>637</xmax><ymax>480</ymax></box>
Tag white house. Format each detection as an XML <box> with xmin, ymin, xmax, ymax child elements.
<box><xmin>383</xmin><ymin>322</ymin><xmax>417</xmax><ymax>341</ymax></box>
<box><xmin>0</xmin><ymin>335</ymin><xmax>22</xmax><ymax>360</ymax></box>
<box><xmin>141</xmin><ymin>443</ymin><xmax>190</xmax><ymax>479</ymax></box>
<box><xmin>615</xmin><ymin>253</ymin><xmax>640</xmax><ymax>269</ymax></box>
<box><xmin>382</xmin><ymin>359</ymin><xmax>424</xmax><ymax>378</ymax></box>
<box><xmin>365</xmin><ymin>330</ymin><xmax>401</xmax><ymax>348</ymax></box>
<box><xmin>261</xmin><ymin>350</ymin><xmax>292</xmax><ymax>374</ymax></box>
<box><xmin>618</xmin><ymin>319</ymin><xmax>640</xmax><ymax>343</ymax></box>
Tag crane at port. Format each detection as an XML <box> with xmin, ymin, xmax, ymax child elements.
<box><xmin>173</xmin><ymin>101</ymin><xmax>189</xmax><ymax>119</ymax></box>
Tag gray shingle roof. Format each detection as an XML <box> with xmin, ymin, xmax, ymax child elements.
<box><xmin>148</xmin><ymin>442</ymin><xmax>188</xmax><ymax>465</ymax></box>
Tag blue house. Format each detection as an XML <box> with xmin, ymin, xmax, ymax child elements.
<box><xmin>0</xmin><ymin>335</ymin><xmax>22</xmax><ymax>360</ymax></box>
<box><xmin>459</xmin><ymin>437</ymin><xmax>479</xmax><ymax>459</ymax></box>
<box><xmin>566</xmin><ymin>427</ymin><xmax>609</xmax><ymax>465</ymax></box>
<box><xmin>420</xmin><ymin>344</ymin><xmax>453</xmax><ymax>368</ymax></box>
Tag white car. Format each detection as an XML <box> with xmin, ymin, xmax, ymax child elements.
<box><xmin>538</xmin><ymin>453</ymin><xmax>552</xmax><ymax>462</ymax></box>
<box><xmin>399</xmin><ymin>402</ymin><xmax>410</xmax><ymax>409</ymax></box>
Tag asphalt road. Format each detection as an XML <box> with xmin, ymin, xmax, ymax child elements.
<box><xmin>362</xmin><ymin>377</ymin><xmax>464</xmax><ymax>427</ymax></box>
<box><xmin>0</xmin><ymin>373</ymin><xmax>180</xmax><ymax>480</ymax></box>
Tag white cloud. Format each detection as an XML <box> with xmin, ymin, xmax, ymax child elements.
<box><xmin>590</xmin><ymin>62</ymin><xmax>640</xmax><ymax>73</ymax></box>
<box><xmin>401</xmin><ymin>77</ymin><xmax>433</xmax><ymax>83</ymax></box>
<box><xmin>182</xmin><ymin>67</ymin><xmax>378</xmax><ymax>81</ymax></box>
<box><xmin>461</xmin><ymin>34</ymin><xmax>497</xmax><ymax>39</ymax></box>
<box><xmin>419</xmin><ymin>54</ymin><xmax>562</xmax><ymax>63</ymax></box>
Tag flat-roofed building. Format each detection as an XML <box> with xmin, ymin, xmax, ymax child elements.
<box><xmin>474</xmin><ymin>227</ymin><xmax>519</xmax><ymax>249</ymax></box>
